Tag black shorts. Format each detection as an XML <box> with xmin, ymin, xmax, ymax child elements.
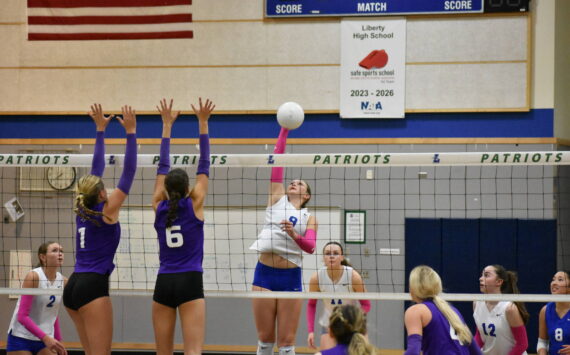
<box><xmin>153</xmin><ymin>271</ymin><xmax>204</xmax><ymax>308</ymax></box>
<box><xmin>63</xmin><ymin>272</ymin><xmax>110</xmax><ymax>311</ymax></box>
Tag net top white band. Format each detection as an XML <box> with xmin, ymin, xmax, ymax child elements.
<box><xmin>0</xmin><ymin>151</ymin><xmax>566</xmax><ymax>167</ymax></box>
<box><xmin>2</xmin><ymin>288</ymin><xmax>569</xmax><ymax>303</ymax></box>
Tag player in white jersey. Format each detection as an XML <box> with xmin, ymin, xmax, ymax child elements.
<box><xmin>306</xmin><ymin>242</ymin><xmax>371</xmax><ymax>350</ymax></box>
<box><xmin>473</xmin><ymin>264</ymin><xmax>529</xmax><ymax>355</ymax></box>
<box><xmin>250</xmin><ymin>124</ymin><xmax>318</xmax><ymax>355</ymax></box>
<box><xmin>7</xmin><ymin>241</ymin><xmax>67</xmax><ymax>355</ymax></box>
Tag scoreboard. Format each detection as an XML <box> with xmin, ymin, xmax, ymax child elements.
<box><xmin>266</xmin><ymin>0</ymin><xmax>484</xmax><ymax>17</ymax></box>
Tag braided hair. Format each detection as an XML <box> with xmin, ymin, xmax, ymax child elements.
<box><xmin>164</xmin><ymin>169</ymin><xmax>189</xmax><ymax>228</ymax></box>
<box><xmin>74</xmin><ymin>175</ymin><xmax>107</xmax><ymax>226</ymax></box>
<box><xmin>328</xmin><ymin>304</ymin><xmax>376</xmax><ymax>355</ymax></box>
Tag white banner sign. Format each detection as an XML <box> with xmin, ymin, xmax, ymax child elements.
<box><xmin>340</xmin><ymin>18</ymin><xmax>406</xmax><ymax>119</ymax></box>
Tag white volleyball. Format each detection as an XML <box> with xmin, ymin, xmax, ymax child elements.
<box><xmin>277</xmin><ymin>102</ymin><xmax>304</xmax><ymax>130</ymax></box>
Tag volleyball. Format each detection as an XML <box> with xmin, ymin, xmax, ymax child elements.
<box><xmin>277</xmin><ymin>102</ymin><xmax>304</xmax><ymax>130</ymax></box>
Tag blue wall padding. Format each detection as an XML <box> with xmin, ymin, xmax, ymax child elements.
<box><xmin>517</xmin><ymin>219</ymin><xmax>556</xmax><ymax>292</ymax></box>
<box><xmin>442</xmin><ymin>219</ymin><xmax>480</xmax><ymax>293</ymax></box>
<box><xmin>405</xmin><ymin>218</ymin><xmax>442</xmax><ymax>291</ymax></box>
<box><xmin>517</xmin><ymin>219</ymin><xmax>557</xmax><ymax>353</ymax></box>
<box><xmin>441</xmin><ymin>219</ymin><xmax>481</xmax><ymax>333</ymax></box>
<box><xmin>479</xmin><ymin>219</ymin><xmax>517</xmax><ymax>271</ymax></box>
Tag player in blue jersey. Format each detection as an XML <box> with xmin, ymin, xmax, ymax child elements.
<box><xmin>63</xmin><ymin>103</ymin><xmax>137</xmax><ymax>355</ymax></box>
<box><xmin>151</xmin><ymin>98</ymin><xmax>215</xmax><ymax>355</ymax></box>
<box><xmin>313</xmin><ymin>304</ymin><xmax>376</xmax><ymax>355</ymax></box>
<box><xmin>537</xmin><ymin>271</ymin><xmax>570</xmax><ymax>355</ymax></box>
<box><xmin>404</xmin><ymin>265</ymin><xmax>482</xmax><ymax>355</ymax></box>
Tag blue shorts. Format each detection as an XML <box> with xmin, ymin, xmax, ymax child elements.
<box><xmin>6</xmin><ymin>332</ymin><xmax>46</xmax><ymax>354</ymax></box>
<box><xmin>252</xmin><ymin>262</ymin><xmax>302</xmax><ymax>292</ymax></box>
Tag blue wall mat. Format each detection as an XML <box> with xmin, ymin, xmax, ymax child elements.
<box><xmin>441</xmin><ymin>219</ymin><xmax>481</xmax><ymax>333</ymax></box>
<box><xmin>405</xmin><ymin>218</ymin><xmax>442</xmax><ymax>291</ymax></box>
<box><xmin>517</xmin><ymin>219</ymin><xmax>557</xmax><ymax>353</ymax></box>
<box><xmin>479</xmin><ymin>219</ymin><xmax>517</xmax><ymax>271</ymax></box>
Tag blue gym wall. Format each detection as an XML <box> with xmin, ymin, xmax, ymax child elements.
<box><xmin>0</xmin><ymin>109</ymin><xmax>554</xmax><ymax>139</ymax></box>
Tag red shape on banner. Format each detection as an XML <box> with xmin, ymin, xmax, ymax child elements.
<box><xmin>359</xmin><ymin>50</ymin><xmax>389</xmax><ymax>70</ymax></box>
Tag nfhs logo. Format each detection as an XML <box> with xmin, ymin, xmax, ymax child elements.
<box><xmin>267</xmin><ymin>154</ymin><xmax>275</xmax><ymax>165</ymax></box>
<box><xmin>361</xmin><ymin>101</ymin><xmax>383</xmax><ymax>111</ymax></box>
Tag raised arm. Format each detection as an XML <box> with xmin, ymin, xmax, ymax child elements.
<box><xmin>88</xmin><ymin>103</ymin><xmax>114</xmax><ymax>177</ymax></box>
<box><xmin>189</xmin><ymin>98</ymin><xmax>215</xmax><ymax>220</ymax></box>
<box><xmin>268</xmin><ymin>127</ymin><xmax>289</xmax><ymax>206</ymax></box>
<box><xmin>104</xmin><ymin>105</ymin><xmax>137</xmax><ymax>222</ymax></box>
<box><xmin>152</xmin><ymin>99</ymin><xmax>180</xmax><ymax>211</ymax></box>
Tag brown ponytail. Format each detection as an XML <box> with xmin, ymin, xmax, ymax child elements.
<box><xmin>492</xmin><ymin>265</ymin><xmax>530</xmax><ymax>324</ymax></box>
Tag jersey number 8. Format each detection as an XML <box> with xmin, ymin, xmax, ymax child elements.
<box><xmin>556</xmin><ymin>328</ymin><xmax>564</xmax><ymax>342</ymax></box>
<box><xmin>166</xmin><ymin>225</ymin><xmax>183</xmax><ymax>248</ymax></box>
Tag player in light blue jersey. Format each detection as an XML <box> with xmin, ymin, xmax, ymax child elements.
<box><xmin>538</xmin><ymin>271</ymin><xmax>570</xmax><ymax>355</ymax></box>
<box><xmin>151</xmin><ymin>98</ymin><xmax>215</xmax><ymax>355</ymax></box>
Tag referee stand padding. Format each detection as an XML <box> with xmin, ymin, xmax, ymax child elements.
<box><xmin>0</xmin><ymin>342</ymin><xmax>404</xmax><ymax>354</ymax></box>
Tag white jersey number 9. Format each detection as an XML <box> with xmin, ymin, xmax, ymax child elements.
<box><xmin>555</xmin><ymin>328</ymin><xmax>564</xmax><ymax>342</ymax></box>
<box><xmin>166</xmin><ymin>225</ymin><xmax>184</xmax><ymax>248</ymax></box>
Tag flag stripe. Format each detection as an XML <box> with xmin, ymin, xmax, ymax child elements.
<box><xmin>28</xmin><ymin>0</ymin><xmax>191</xmax><ymax>8</ymax></box>
<box><xmin>27</xmin><ymin>0</ymin><xmax>193</xmax><ymax>41</ymax></box>
<box><xmin>28</xmin><ymin>6</ymin><xmax>192</xmax><ymax>17</ymax></box>
<box><xmin>29</xmin><ymin>14</ymin><xmax>192</xmax><ymax>25</ymax></box>
<box><xmin>28</xmin><ymin>31</ymin><xmax>193</xmax><ymax>40</ymax></box>
<box><xmin>29</xmin><ymin>22</ymin><xmax>192</xmax><ymax>33</ymax></box>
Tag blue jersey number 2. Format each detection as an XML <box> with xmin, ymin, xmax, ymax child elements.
<box><xmin>46</xmin><ymin>295</ymin><xmax>56</xmax><ymax>308</ymax></box>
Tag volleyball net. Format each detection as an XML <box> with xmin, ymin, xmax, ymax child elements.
<box><xmin>0</xmin><ymin>150</ymin><xmax>569</xmax><ymax>304</ymax></box>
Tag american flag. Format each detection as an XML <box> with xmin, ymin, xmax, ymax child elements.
<box><xmin>27</xmin><ymin>0</ymin><xmax>193</xmax><ymax>40</ymax></box>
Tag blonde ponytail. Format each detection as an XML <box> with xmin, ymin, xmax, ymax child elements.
<box><xmin>432</xmin><ymin>296</ymin><xmax>472</xmax><ymax>345</ymax></box>
<box><xmin>409</xmin><ymin>265</ymin><xmax>472</xmax><ymax>346</ymax></box>
<box><xmin>74</xmin><ymin>175</ymin><xmax>107</xmax><ymax>225</ymax></box>
<box><xmin>328</xmin><ymin>304</ymin><xmax>377</xmax><ymax>355</ymax></box>
<box><xmin>348</xmin><ymin>333</ymin><xmax>376</xmax><ymax>355</ymax></box>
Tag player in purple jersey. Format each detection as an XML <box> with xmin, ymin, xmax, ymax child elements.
<box><xmin>404</xmin><ymin>265</ymin><xmax>482</xmax><ymax>355</ymax></box>
<box><xmin>63</xmin><ymin>103</ymin><xmax>137</xmax><ymax>355</ymax></box>
<box><xmin>151</xmin><ymin>98</ymin><xmax>215</xmax><ymax>355</ymax></box>
<box><xmin>313</xmin><ymin>304</ymin><xmax>376</xmax><ymax>355</ymax></box>
<box><xmin>537</xmin><ymin>271</ymin><xmax>570</xmax><ymax>355</ymax></box>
